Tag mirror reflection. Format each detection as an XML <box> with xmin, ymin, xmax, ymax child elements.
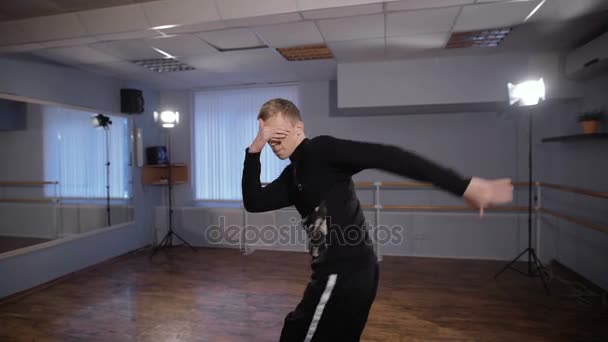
<box><xmin>0</xmin><ymin>97</ymin><xmax>133</xmax><ymax>254</ymax></box>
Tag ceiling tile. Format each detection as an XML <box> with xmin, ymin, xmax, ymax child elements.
<box><xmin>317</xmin><ymin>14</ymin><xmax>384</xmax><ymax>42</ymax></box>
<box><xmin>253</xmin><ymin>21</ymin><xmax>324</xmax><ymax>48</ymax></box>
<box><xmin>182</xmin><ymin>48</ymin><xmax>284</xmax><ymax>73</ymax></box>
<box><xmin>529</xmin><ymin>0</ymin><xmax>608</xmax><ymax>22</ymax></box>
<box><xmin>327</xmin><ymin>37</ymin><xmax>385</xmax><ymax>62</ymax></box>
<box><xmin>75</xmin><ymin>63</ymin><xmax>124</xmax><ymax>77</ymax></box>
<box><xmin>21</xmin><ymin>13</ymin><xmax>87</xmax><ymax>42</ymax></box>
<box><xmin>0</xmin><ymin>43</ymin><xmax>44</xmax><ymax>53</ymax></box>
<box><xmin>0</xmin><ymin>0</ymin><xmax>62</xmax><ymax>21</ymax></box>
<box><xmin>224</xmin><ymin>13</ymin><xmax>301</xmax><ymax>28</ymax></box>
<box><xmin>146</xmin><ymin>34</ymin><xmax>218</xmax><ymax>58</ymax></box>
<box><xmin>179</xmin><ymin>50</ymin><xmax>336</xmax><ymax>87</ymax></box>
<box><xmin>0</xmin><ymin>20</ymin><xmax>31</xmax><ymax>46</ymax></box>
<box><xmin>51</xmin><ymin>0</ymin><xmax>133</xmax><ymax>11</ymax></box>
<box><xmin>78</xmin><ymin>4</ymin><xmax>150</xmax><ymax>35</ymax></box>
<box><xmin>197</xmin><ymin>28</ymin><xmax>265</xmax><ymax>50</ymax></box>
<box><xmin>216</xmin><ymin>0</ymin><xmax>298</xmax><ymax>20</ymax></box>
<box><xmin>85</xmin><ymin>61</ymin><xmax>153</xmax><ymax>76</ymax></box>
<box><xmin>454</xmin><ymin>0</ymin><xmax>541</xmax><ymax>31</ymax></box>
<box><xmin>386</xmin><ymin>32</ymin><xmax>449</xmax><ymax>57</ymax></box>
<box><xmin>301</xmin><ymin>3</ymin><xmax>382</xmax><ymax>19</ymax></box>
<box><xmin>386</xmin><ymin>7</ymin><xmax>460</xmax><ymax>37</ymax></box>
<box><xmin>158</xmin><ymin>21</ymin><xmax>227</xmax><ymax>35</ymax></box>
<box><xmin>38</xmin><ymin>37</ymin><xmax>100</xmax><ymax>49</ymax></box>
<box><xmin>33</xmin><ymin>45</ymin><xmax>121</xmax><ymax>65</ymax></box>
<box><xmin>297</xmin><ymin>0</ymin><xmax>383</xmax><ymax>12</ymax></box>
<box><xmin>386</xmin><ymin>0</ymin><xmax>473</xmax><ymax>11</ymax></box>
<box><xmin>94</xmin><ymin>30</ymin><xmax>161</xmax><ymax>42</ymax></box>
<box><xmin>90</xmin><ymin>40</ymin><xmax>166</xmax><ymax>60</ymax></box>
<box><xmin>141</xmin><ymin>0</ymin><xmax>221</xmax><ymax>28</ymax></box>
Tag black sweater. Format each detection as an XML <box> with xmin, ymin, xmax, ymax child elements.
<box><xmin>242</xmin><ymin>135</ymin><xmax>471</xmax><ymax>274</ymax></box>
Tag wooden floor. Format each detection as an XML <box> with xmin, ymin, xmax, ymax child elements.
<box><xmin>0</xmin><ymin>236</ymin><xmax>51</xmax><ymax>254</ymax></box>
<box><xmin>0</xmin><ymin>247</ymin><xmax>606</xmax><ymax>341</ymax></box>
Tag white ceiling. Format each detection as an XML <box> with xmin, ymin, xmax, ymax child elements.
<box><xmin>317</xmin><ymin>13</ymin><xmax>386</xmax><ymax>42</ymax></box>
<box><xmin>0</xmin><ymin>0</ymin><xmax>151</xmax><ymax>21</ymax></box>
<box><xmin>0</xmin><ymin>0</ymin><xmax>606</xmax><ymax>90</ymax></box>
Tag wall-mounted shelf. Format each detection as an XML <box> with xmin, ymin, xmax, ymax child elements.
<box><xmin>142</xmin><ymin>164</ymin><xmax>189</xmax><ymax>185</ymax></box>
<box><xmin>541</xmin><ymin>133</ymin><xmax>608</xmax><ymax>143</ymax></box>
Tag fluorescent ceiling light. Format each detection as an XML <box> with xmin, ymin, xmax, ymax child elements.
<box><xmin>152</xmin><ymin>47</ymin><xmax>175</xmax><ymax>59</ymax></box>
<box><xmin>524</xmin><ymin>0</ymin><xmax>547</xmax><ymax>22</ymax></box>
<box><xmin>151</xmin><ymin>24</ymin><xmax>179</xmax><ymax>30</ymax></box>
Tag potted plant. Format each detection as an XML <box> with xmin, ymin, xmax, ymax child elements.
<box><xmin>577</xmin><ymin>108</ymin><xmax>603</xmax><ymax>134</ymax></box>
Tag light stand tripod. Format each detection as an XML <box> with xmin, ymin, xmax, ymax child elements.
<box><xmin>152</xmin><ymin>129</ymin><xmax>195</xmax><ymax>255</ymax></box>
<box><xmin>494</xmin><ymin>106</ymin><xmax>549</xmax><ymax>294</ymax></box>
<box><xmin>104</xmin><ymin>126</ymin><xmax>111</xmax><ymax>226</ymax></box>
<box><xmin>93</xmin><ymin>114</ymin><xmax>112</xmax><ymax>227</ymax></box>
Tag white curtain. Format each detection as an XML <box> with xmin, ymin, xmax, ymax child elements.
<box><xmin>193</xmin><ymin>85</ymin><xmax>299</xmax><ymax>201</ymax></box>
<box><xmin>43</xmin><ymin>106</ymin><xmax>130</xmax><ymax>199</ymax></box>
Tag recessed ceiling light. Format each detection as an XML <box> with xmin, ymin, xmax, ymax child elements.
<box><xmin>446</xmin><ymin>27</ymin><xmax>512</xmax><ymax>49</ymax></box>
<box><xmin>132</xmin><ymin>58</ymin><xmax>195</xmax><ymax>73</ymax></box>
<box><xmin>277</xmin><ymin>44</ymin><xmax>334</xmax><ymax>61</ymax></box>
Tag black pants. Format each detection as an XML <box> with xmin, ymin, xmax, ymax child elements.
<box><xmin>279</xmin><ymin>262</ymin><xmax>379</xmax><ymax>342</ymax></box>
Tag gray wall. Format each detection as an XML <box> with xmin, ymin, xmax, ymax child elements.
<box><xmin>536</xmin><ymin>74</ymin><xmax>608</xmax><ymax>290</ymax></box>
<box><xmin>159</xmin><ymin>79</ymin><xmax>532</xmax><ymax>262</ymax></box>
<box><xmin>1</xmin><ymin>103</ymin><xmax>44</xmax><ymax>183</ymax></box>
<box><xmin>158</xmin><ymin>57</ymin><xmax>607</xmax><ymax>290</ymax></box>
<box><xmin>337</xmin><ymin>54</ymin><xmax>527</xmax><ymax>107</ymax></box>
<box><xmin>337</xmin><ymin>53</ymin><xmax>582</xmax><ymax>108</ymax></box>
<box><xmin>0</xmin><ymin>56</ymin><xmax>123</xmax><ymax>114</ymax></box>
<box><xmin>0</xmin><ymin>55</ymin><xmax>162</xmax><ymax>299</ymax></box>
<box><xmin>0</xmin><ymin>99</ymin><xmax>26</xmax><ymax>131</ymax></box>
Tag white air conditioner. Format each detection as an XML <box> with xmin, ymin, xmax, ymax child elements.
<box><xmin>564</xmin><ymin>31</ymin><xmax>608</xmax><ymax>80</ymax></box>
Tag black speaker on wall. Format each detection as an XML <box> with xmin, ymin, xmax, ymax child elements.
<box><xmin>121</xmin><ymin>88</ymin><xmax>144</xmax><ymax>114</ymax></box>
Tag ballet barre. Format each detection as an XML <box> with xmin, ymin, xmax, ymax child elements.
<box><xmin>539</xmin><ymin>182</ymin><xmax>608</xmax><ymax>200</ymax></box>
<box><xmin>0</xmin><ymin>181</ymin><xmax>59</xmax><ymax>186</ymax></box>
<box><xmin>0</xmin><ymin>180</ymin><xmax>61</xmax><ymax>238</ymax></box>
<box><xmin>0</xmin><ymin>180</ymin><xmax>60</xmax><ymax>203</ymax></box>
<box><xmin>539</xmin><ymin>208</ymin><xmax>608</xmax><ymax>234</ymax></box>
<box><xmin>361</xmin><ymin>204</ymin><xmax>527</xmax><ymax>211</ymax></box>
<box><xmin>0</xmin><ymin>198</ymin><xmax>59</xmax><ymax>203</ymax></box>
<box><xmin>257</xmin><ymin>180</ymin><xmax>607</xmax><ymax>235</ymax></box>
<box><xmin>354</xmin><ymin>180</ymin><xmax>607</xmax><ymax>259</ymax></box>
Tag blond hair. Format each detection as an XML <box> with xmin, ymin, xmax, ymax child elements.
<box><xmin>258</xmin><ymin>98</ymin><xmax>302</xmax><ymax>124</ymax></box>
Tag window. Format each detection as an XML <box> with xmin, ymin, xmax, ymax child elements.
<box><xmin>43</xmin><ymin>106</ymin><xmax>131</xmax><ymax>199</ymax></box>
<box><xmin>193</xmin><ymin>85</ymin><xmax>299</xmax><ymax>201</ymax></box>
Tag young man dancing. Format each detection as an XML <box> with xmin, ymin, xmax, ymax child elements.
<box><xmin>242</xmin><ymin>99</ymin><xmax>513</xmax><ymax>342</ymax></box>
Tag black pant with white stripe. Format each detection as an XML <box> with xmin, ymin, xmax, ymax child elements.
<box><xmin>279</xmin><ymin>262</ymin><xmax>380</xmax><ymax>342</ymax></box>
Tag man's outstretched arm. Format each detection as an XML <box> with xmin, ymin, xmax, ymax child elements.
<box><xmin>242</xmin><ymin>149</ymin><xmax>293</xmax><ymax>213</ymax></box>
<box><xmin>318</xmin><ymin>135</ymin><xmax>513</xmax><ymax>216</ymax></box>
